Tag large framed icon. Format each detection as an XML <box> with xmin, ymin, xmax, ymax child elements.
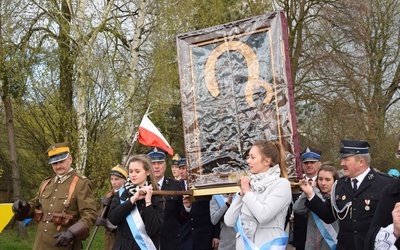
<box><xmin>176</xmin><ymin>11</ymin><xmax>301</xmax><ymax>189</ymax></box>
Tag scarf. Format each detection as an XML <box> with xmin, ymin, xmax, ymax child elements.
<box><xmin>250</xmin><ymin>165</ymin><xmax>281</xmax><ymax>193</ymax></box>
<box><xmin>124</xmin><ymin>178</ymin><xmax>151</xmax><ymax>196</ymax></box>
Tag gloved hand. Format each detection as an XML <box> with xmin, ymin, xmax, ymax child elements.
<box><xmin>12</xmin><ymin>199</ymin><xmax>31</xmax><ymax>221</ymax></box>
<box><xmin>95</xmin><ymin>217</ymin><xmax>117</xmax><ymax>231</ymax></box>
<box><xmin>102</xmin><ymin>197</ymin><xmax>111</xmax><ymax>207</ymax></box>
<box><xmin>53</xmin><ymin>230</ymin><xmax>74</xmax><ymax>247</ymax></box>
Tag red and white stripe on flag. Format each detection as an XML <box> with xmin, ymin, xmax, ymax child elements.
<box><xmin>138</xmin><ymin>114</ymin><xmax>174</xmax><ymax>156</ymax></box>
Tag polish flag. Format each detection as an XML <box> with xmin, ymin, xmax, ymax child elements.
<box><xmin>138</xmin><ymin>114</ymin><xmax>174</xmax><ymax>156</ymax></box>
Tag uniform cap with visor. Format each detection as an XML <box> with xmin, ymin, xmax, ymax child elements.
<box><xmin>178</xmin><ymin>155</ymin><xmax>186</xmax><ymax>167</ymax></box>
<box><xmin>147</xmin><ymin>147</ymin><xmax>167</xmax><ymax>163</ymax></box>
<box><xmin>45</xmin><ymin>142</ymin><xmax>70</xmax><ymax>164</ymax></box>
<box><xmin>301</xmin><ymin>147</ymin><xmax>322</xmax><ymax>163</ymax></box>
<box><xmin>339</xmin><ymin>140</ymin><xmax>370</xmax><ymax>158</ymax></box>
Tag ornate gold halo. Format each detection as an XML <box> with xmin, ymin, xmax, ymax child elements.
<box><xmin>204</xmin><ymin>40</ymin><xmax>273</xmax><ymax>106</ymax></box>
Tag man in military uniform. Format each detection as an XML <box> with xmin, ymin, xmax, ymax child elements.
<box><xmin>147</xmin><ymin>148</ymin><xmax>190</xmax><ymax>250</ymax></box>
<box><xmin>12</xmin><ymin>142</ymin><xmax>97</xmax><ymax>250</ymax></box>
<box><xmin>301</xmin><ymin>140</ymin><xmax>394</xmax><ymax>249</ymax></box>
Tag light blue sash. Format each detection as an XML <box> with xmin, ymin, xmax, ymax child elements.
<box><xmin>119</xmin><ymin>188</ymin><xmax>156</xmax><ymax>250</ymax></box>
<box><xmin>215</xmin><ymin>194</ymin><xmax>238</xmax><ymax>232</ymax></box>
<box><xmin>236</xmin><ymin>214</ymin><xmax>288</xmax><ymax>250</ymax></box>
<box><xmin>311</xmin><ymin>212</ymin><xmax>337</xmax><ymax>250</ymax></box>
<box><xmin>214</xmin><ymin>194</ymin><xmax>226</xmax><ymax>207</ymax></box>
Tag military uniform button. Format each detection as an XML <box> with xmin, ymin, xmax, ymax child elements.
<box><xmin>44</xmin><ymin>229</ymin><xmax>48</xmax><ymax>232</ymax></box>
<box><xmin>55</xmin><ymin>189</ymin><xmax>57</xmax><ymax>191</ymax></box>
<box><xmin>48</xmin><ymin>212</ymin><xmax>51</xmax><ymax>215</ymax></box>
<box><xmin>46</xmin><ymin>221</ymin><xmax>49</xmax><ymax>223</ymax></box>
<box><xmin>354</xmin><ymin>231</ymin><xmax>357</xmax><ymax>234</ymax></box>
<box><xmin>353</xmin><ymin>219</ymin><xmax>356</xmax><ymax>222</ymax></box>
<box><xmin>50</xmin><ymin>204</ymin><xmax>53</xmax><ymax>206</ymax></box>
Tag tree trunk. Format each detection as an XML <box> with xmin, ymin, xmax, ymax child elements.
<box><xmin>57</xmin><ymin>0</ymin><xmax>74</xmax><ymax>142</ymax></box>
<box><xmin>0</xmin><ymin>14</ymin><xmax>26</xmax><ymax>237</ymax></box>
<box><xmin>122</xmin><ymin>0</ymin><xmax>148</xmax><ymax>166</ymax></box>
<box><xmin>3</xmin><ymin>96</ymin><xmax>27</xmax><ymax>238</ymax></box>
<box><xmin>74</xmin><ymin>0</ymin><xmax>115</xmax><ymax>174</ymax></box>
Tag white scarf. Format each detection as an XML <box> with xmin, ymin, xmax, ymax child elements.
<box><xmin>250</xmin><ymin>165</ymin><xmax>281</xmax><ymax>193</ymax></box>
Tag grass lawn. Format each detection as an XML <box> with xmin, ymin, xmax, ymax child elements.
<box><xmin>0</xmin><ymin>224</ymin><xmax>105</xmax><ymax>250</ymax></box>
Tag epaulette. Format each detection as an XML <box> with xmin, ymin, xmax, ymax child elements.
<box><xmin>374</xmin><ymin>171</ymin><xmax>392</xmax><ymax>178</ymax></box>
<box><xmin>75</xmin><ymin>173</ymin><xmax>88</xmax><ymax>179</ymax></box>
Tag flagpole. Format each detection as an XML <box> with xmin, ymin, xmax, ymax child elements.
<box><xmin>123</xmin><ymin>132</ymin><xmax>139</xmax><ymax>168</ymax></box>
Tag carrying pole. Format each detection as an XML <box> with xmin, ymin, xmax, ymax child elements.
<box><xmin>85</xmin><ymin>206</ymin><xmax>107</xmax><ymax>250</ymax></box>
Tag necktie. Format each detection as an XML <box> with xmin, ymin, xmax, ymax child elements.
<box><xmin>352</xmin><ymin>179</ymin><xmax>358</xmax><ymax>193</ymax></box>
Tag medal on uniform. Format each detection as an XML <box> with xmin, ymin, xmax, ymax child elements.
<box><xmin>342</xmin><ymin>195</ymin><xmax>346</xmax><ymax>200</ymax></box>
<box><xmin>365</xmin><ymin>200</ymin><xmax>370</xmax><ymax>211</ymax></box>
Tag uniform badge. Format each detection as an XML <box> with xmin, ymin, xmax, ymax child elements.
<box><xmin>365</xmin><ymin>199</ymin><xmax>370</xmax><ymax>211</ymax></box>
<box><xmin>342</xmin><ymin>195</ymin><xmax>346</xmax><ymax>200</ymax></box>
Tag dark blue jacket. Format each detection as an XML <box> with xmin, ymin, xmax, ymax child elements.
<box><xmin>306</xmin><ymin>168</ymin><xmax>393</xmax><ymax>250</ymax></box>
<box><xmin>365</xmin><ymin>177</ymin><xmax>400</xmax><ymax>250</ymax></box>
<box><xmin>160</xmin><ymin>177</ymin><xmax>190</xmax><ymax>250</ymax></box>
<box><xmin>179</xmin><ymin>200</ymin><xmax>220</xmax><ymax>250</ymax></box>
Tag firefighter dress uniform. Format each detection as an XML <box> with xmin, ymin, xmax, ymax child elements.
<box><xmin>305</xmin><ymin>140</ymin><xmax>394</xmax><ymax>250</ymax></box>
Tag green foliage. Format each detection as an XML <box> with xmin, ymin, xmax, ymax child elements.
<box><xmin>0</xmin><ymin>225</ymin><xmax>105</xmax><ymax>250</ymax></box>
<box><xmin>0</xmin><ymin>226</ymin><xmax>36</xmax><ymax>249</ymax></box>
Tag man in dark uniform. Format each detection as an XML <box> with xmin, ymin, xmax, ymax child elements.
<box><xmin>147</xmin><ymin>148</ymin><xmax>190</xmax><ymax>250</ymax></box>
<box><xmin>291</xmin><ymin>147</ymin><xmax>322</xmax><ymax>250</ymax></box>
<box><xmin>12</xmin><ymin>142</ymin><xmax>98</xmax><ymax>250</ymax></box>
<box><xmin>301</xmin><ymin>140</ymin><xmax>393</xmax><ymax>250</ymax></box>
<box><xmin>178</xmin><ymin>156</ymin><xmax>220</xmax><ymax>250</ymax></box>
<box><xmin>365</xmin><ymin>176</ymin><xmax>400</xmax><ymax>249</ymax></box>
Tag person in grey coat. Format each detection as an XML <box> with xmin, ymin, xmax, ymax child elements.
<box><xmin>293</xmin><ymin>162</ymin><xmax>339</xmax><ymax>250</ymax></box>
<box><xmin>210</xmin><ymin>194</ymin><xmax>236</xmax><ymax>249</ymax></box>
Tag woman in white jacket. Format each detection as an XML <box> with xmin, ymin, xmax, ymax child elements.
<box><xmin>224</xmin><ymin>139</ymin><xmax>292</xmax><ymax>249</ymax></box>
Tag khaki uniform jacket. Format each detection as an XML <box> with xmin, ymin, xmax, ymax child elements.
<box><xmin>28</xmin><ymin>170</ymin><xmax>98</xmax><ymax>250</ymax></box>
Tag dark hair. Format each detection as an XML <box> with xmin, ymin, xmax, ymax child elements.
<box><xmin>127</xmin><ymin>154</ymin><xmax>159</xmax><ymax>191</ymax></box>
<box><xmin>318</xmin><ymin>161</ymin><xmax>339</xmax><ymax>180</ymax></box>
<box><xmin>252</xmin><ymin>139</ymin><xmax>288</xmax><ymax>178</ymax></box>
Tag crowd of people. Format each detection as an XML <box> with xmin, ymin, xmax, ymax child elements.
<box><xmin>10</xmin><ymin>139</ymin><xmax>400</xmax><ymax>250</ymax></box>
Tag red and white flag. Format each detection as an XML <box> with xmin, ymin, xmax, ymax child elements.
<box><xmin>138</xmin><ymin>114</ymin><xmax>174</xmax><ymax>156</ymax></box>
